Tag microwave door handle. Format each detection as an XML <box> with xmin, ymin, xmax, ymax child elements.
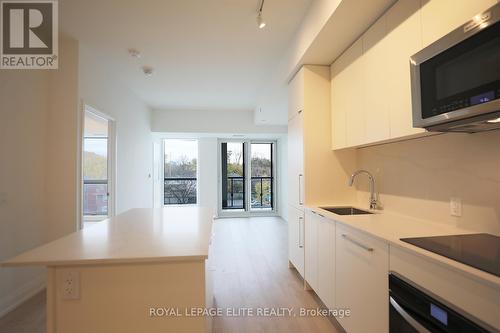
<box><xmin>390</xmin><ymin>297</ymin><xmax>431</xmax><ymax>333</ymax></box>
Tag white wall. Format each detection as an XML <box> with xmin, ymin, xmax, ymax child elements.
<box><xmin>152</xmin><ymin>109</ymin><xmax>287</xmax><ymax>134</ymax></box>
<box><xmin>0</xmin><ymin>36</ymin><xmax>80</xmax><ymax>317</ymax></box>
<box><xmin>0</xmin><ymin>70</ymin><xmax>50</xmax><ymax>317</ymax></box>
<box><xmin>79</xmin><ymin>45</ymin><xmax>153</xmax><ymax>214</ymax></box>
<box><xmin>197</xmin><ymin>138</ymin><xmax>219</xmax><ymax>213</ymax></box>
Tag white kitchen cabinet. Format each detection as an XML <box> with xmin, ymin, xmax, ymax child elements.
<box><xmin>317</xmin><ymin>213</ymin><xmax>335</xmax><ymax>309</ymax></box>
<box><xmin>288</xmin><ymin>69</ymin><xmax>305</xmax><ymax>121</ymax></box>
<box><xmin>421</xmin><ymin>0</ymin><xmax>497</xmax><ymax>48</ymax></box>
<box><xmin>287</xmin><ymin>112</ymin><xmax>304</xmax><ymax>210</ymax></box>
<box><xmin>362</xmin><ymin>14</ymin><xmax>391</xmax><ymax>143</ymax></box>
<box><xmin>385</xmin><ymin>0</ymin><xmax>426</xmax><ymax>139</ymax></box>
<box><xmin>335</xmin><ymin>223</ymin><xmax>389</xmax><ymax>333</ymax></box>
<box><xmin>288</xmin><ymin>206</ymin><xmax>305</xmax><ymax>277</ymax></box>
<box><xmin>331</xmin><ymin>39</ymin><xmax>364</xmax><ymax>149</ymax></box>
<box><xmin>305</xmin><ymin>210</ymin><xmax>319</xmax><ymax>291</ymax></box>
<box><xmin>305</xmin><ymin>210</ymin><xmax>336</xmax><ymax>309</ymax></box>
<box><xmin>331</xmin><ymin>0</ymin><xmax>496</xmax><ymax>149</ymax></box>
<box><xmin>288</xmin><ymin>65</ymin><xmax>354</xmax><ymax>277</ymax></box>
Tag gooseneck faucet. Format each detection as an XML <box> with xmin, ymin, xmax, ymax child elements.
<box><xmin>348</xmin><ymin>170</ymin><xmax>378</xmax><ymax>210</ymax></box>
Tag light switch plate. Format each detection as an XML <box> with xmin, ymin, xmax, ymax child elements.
<box><xmin>61</xmin><ymin>271</ymin><xmax>80</xmax><ymax>300</ymax></box>
<box><xmin>450</xmin><ymin>197</ymin><xmax>462</xmax><ymax>217</ymax></box>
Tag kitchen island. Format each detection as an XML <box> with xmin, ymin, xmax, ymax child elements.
<box><xmin>2</xmin><ymin>206</ymin><xmax>215</xmax><ymax>333</ymax></box>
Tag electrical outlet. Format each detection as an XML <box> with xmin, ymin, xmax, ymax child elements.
<box><xmin>61</xmin><ymin>271</ymin><xmax>80</xmax><ymax>300</ymax></box>
<box><xmin>450</xmin><ymin>197</ymin><xmax>462</xmax><ymax>217</ymax></box>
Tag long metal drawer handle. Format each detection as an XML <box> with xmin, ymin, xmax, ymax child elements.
<box><xmin>298</xmin><ymin>217</ymin><xmax>304</xmax><ymax>248</ymax></box>
<box><xmin>390</xmin><ymin>296</ymin><xmax>431</xmax><ymax>333</ymax></box>
<box><xmin>298</xmin><ymin>174</ymin><xmax>304</xmax><ymax>205</ymax></box>
<box><xmin>341</xmin><ymin>234</ymin><xmax>374</xmax><ymax>252</ymax></box>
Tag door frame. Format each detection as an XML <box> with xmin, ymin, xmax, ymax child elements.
<box><xmin>77</xmin><ymin>102</ymin><xmax>116</xmax><ymax>229</ymax></box>
<box><xmin>217</xmin><ymin>139</ymin><xmax>278</xmax><ymax>218</ymax></box>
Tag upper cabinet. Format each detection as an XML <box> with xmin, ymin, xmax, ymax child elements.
<box><xmin>331</xmin><ymin>0</ymin><xmax>496</xmax><ymax>150</ymax></box>
<box><xmin>421</xmin><ymin>0</ymin><xmax>498</xmax><ymax>48</ymax></box>
<box><xmin>288</xmin><ymin>69</ymin><xmax>305</xmax><ymax>121</ymax></box>
<box><xmin>288</xmin><ymin>65</ymin><xmax>356</xmax><ymax>207</ymax></box>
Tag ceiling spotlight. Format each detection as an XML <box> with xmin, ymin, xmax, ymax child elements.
<box><xmin>257</xmin><ymin>0</ymin><xmax>266</xmax><ymax>29</ymax></box>
<box><xmin>142</xmin><ymin>66</ymin><xmax>154</xmax><ymax>77</ymax></box>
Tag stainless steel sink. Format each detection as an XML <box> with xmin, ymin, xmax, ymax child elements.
<box><xmin>319</xmin><ymin>206</ymin><xmax>373</xmax><ymax>215</ymax></box>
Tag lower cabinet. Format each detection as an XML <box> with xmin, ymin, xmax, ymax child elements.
<box><xmin>305</xmin><ymin>210</ymin><xmax>319</xmax><ymax>290</ymax></box>
<box><xmin>335</xmin><ymin>223</ymin><xmax>389</xmax><ymax>333</ymax></box>
<box><xmin>305</xmin><ymin>210</ymin><xmax>336</xmax><ymax>309</ymax></box>
<box><xmin>288</xmin><ymin>205</ymin><xmax>305</xmax><ymax>277</ymax></box>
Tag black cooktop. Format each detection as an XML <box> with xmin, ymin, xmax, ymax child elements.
<box><xmin>400</xmin><ymin>233</ymin><xmax>500</xmax><ymax>277</ymax></box>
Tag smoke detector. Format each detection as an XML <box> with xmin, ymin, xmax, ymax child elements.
<box><xmin>142</xmin><ymin>66</ymin><xmax>154</xmax><ymax>77</ymax></box>
<box><xmin>128</xmin><ymin>48</ymin><xmax>141</xmax><ymax>59</ymax></box>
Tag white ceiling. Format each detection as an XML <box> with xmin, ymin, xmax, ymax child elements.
<box><xmin>60</xmin><ymin>0</ymin><xmax>312</xmax><ymax>113</ymax></box>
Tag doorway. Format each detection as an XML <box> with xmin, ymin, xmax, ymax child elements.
<box><xmin>218</xmin><ymin>140</ymin><xmax>276</xmax><ymax>216</ymax></box>
<box><xmin>81</xmin><ymin>106</ymin><xmax>116</xmax><ymax>227</ymax></box>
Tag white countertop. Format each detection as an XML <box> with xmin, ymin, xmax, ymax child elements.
<box><xmin>2</xmin><ymin>206</ymin><xmax>215</xmax><ymax>267</ymax></box>
<box><xmin>307</xmin><ymin>205</ymin><xmax>500</xmax><ymax>288</ymax></box>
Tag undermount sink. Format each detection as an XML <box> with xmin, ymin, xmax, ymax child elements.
<box><xmin>319</xmin><ymin>206</ymin><xmax>373</xmax><ymax>215</ymax></box>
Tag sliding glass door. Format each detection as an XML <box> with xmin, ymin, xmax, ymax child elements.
<box><xmin>219</xmin><ymin>140</ymin><xmax>276</xmax><ymax>216</ymax></box>
<box><xmin>250</xmin><ymin>143</ymin><xmax>273</xmax><ymax>211</ymax></box>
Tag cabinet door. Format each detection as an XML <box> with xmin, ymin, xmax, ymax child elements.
<box><xmin>317</xmin><ymin>216</ymin><xmax>335</xmax><ymax>309</ymax></box>
<box><xmin>335</xmin><ymin>223</ymin><xmax>389</xmax><ymax>333</ymax></box>
<box><xmin>288</xmin><ymin>206</ymin><xmax>305</xmax><ymax>277</ymax></box>
<box><xmin>287</xmin><ymin>112</ymin><xmax>304</xmax><ymax>209</ymax></box>
<box><xmin>341</xmin><ymin>39</ymin><xmax>365</xmax><ymax>147</ymax></box>
<box><xmin>288</xmin><ymin>69</ymin><xmax>305</xmax><ymax>120</ymax></box>
<box><xmin>421</xmin><ymin>0</ymin><xmax>497</xmax><ymax>48</ymax></box>
<box><xmin>305</xmin><ymin>211</ymin><xmax>319</xmax><ymax>291</ymax></box>
<box><xmin>362</xmin><ymin>14</ymin><xmax>391</xmax><ymax>143</ymax></box>
<box><xmin>386</xmin><ymin>0</ymin><xmax>425</xmax><ymax>139</ymax></box>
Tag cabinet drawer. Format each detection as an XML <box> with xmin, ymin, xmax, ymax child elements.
<box><xmin>335</xmin><ymin>223</ymin><xmax>389</xmax><ymax>333</ymax></box>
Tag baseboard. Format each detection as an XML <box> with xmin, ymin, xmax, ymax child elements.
<box><xmin>0</xmin><ymin>274</ymin><xmax>46</xmax><ymax>318</ymax></box>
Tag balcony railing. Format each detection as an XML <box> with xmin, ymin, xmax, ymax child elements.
<box><xmin>83</xmin><ymin>179</ymin><xmax>108</xmax><ymax>216</ymax></box>
<box><xmin>164</xmin><ymin>177</ymin><xmax>197</xmax><ymax>205</ymax></box>
<box><xmin>222</xmin><ymin>176</ymin><xmax>273</xmax><ymax>210</ymax></box>
<box><xmin>223</xmin><ymin>176</ymin><xmax>245</xmax><ymax>209</ymax></box>
<box><xmin>251</xmin><ymin>176</ymin><xmax>273</xmax><ymax>209</ymax></box>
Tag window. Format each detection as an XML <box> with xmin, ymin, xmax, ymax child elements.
<box><xmin>83</xmin><ymin>111</ymin><xmax>109</xmax><ymax>217</ymax></box>
<box><xmin>164</xmin><ymin>139</ymin><xmax>198</xmax><ymax>205</ymax></box>
<box><xmin>250</xmin><ymin>143</ymin><xmax>273</xmax><ymax>210</ymax></box>
<box><xmin>219</xmin><ymin>140</ymin><xmax>276</xmax><ymax>215</ymax></box>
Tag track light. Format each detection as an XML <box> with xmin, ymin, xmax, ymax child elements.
<box><xmin>257</xmin><ymin>0</ymin><xmax>266</xmax><ymax>29</ymax></box>
<box><xmin>257</xmin><ymin>13</ymin><xmax>266</xmax><ymax>29</ymax></box>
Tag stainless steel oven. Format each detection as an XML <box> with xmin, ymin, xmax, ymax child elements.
<box><xmin>410</xmin><ymin>3</ymin><xmax>500</xmax><ymax>133</ymax></box>
<box><xmin>389</xmin><ymin>274</ymin><xmax>496</xmax><ymax>333</ymax></box>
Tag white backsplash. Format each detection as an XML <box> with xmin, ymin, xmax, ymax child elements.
<box><xmin>355</xmin><ymin>130</ymin><xmax>500</xmax><ymax>234</ymax></box>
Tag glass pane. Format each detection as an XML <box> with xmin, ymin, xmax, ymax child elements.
<box><xmin>251</xmin><ymin>143</ymin><xmax>273</xmax><ymax>209</ymax></box>
<box><xmin>83</xmin><ymin>138</ymin><xmax>108</xmax><ymax>180</ymax></box>
<box><xmin>83</xmin><ymin>183</ymin><xmax>108</xmax><ymax>216</ymax></box>
<box><xmin>222</xmin><ymin>142</ymin><xmax>245</xmax><ymax>209</ymax></box>
<box><xmin>164</xmin><ymin>139</ymin><xmax>197</xmax><ymax>205</ymax></box>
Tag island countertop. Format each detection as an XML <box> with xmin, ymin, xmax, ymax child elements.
<box><xmin>2</xmin><ymin>206</ymin><xmax>215</xmax><ymax>267</ymax></box>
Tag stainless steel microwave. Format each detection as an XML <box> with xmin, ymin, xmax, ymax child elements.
<box><xmin>410</xmin><ymin>3</ymin><xmax>500</xmax><ymax>133</ymax></box>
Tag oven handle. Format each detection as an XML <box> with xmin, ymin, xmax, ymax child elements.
<box><xmin>390</xmin><ymin>296</ymin><xmax>431</xmax><ymax>333</ymax></box>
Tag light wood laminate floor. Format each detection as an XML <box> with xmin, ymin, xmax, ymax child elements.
<box><xmin>0</xmin><ymin>217</ymin><xmax>340</xmax><ymax>333</ymax></box>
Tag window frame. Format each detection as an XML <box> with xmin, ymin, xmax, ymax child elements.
<box><xmin>162</xmin><ymin>139</ymin><xmax>199</xmax><ymax>206</ymax></box>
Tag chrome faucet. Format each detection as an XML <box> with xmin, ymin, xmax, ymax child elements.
<box><xmin>348</xmin><ymin>170</ymin><xmax>378</xmax><ymax>210</ymax></box>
